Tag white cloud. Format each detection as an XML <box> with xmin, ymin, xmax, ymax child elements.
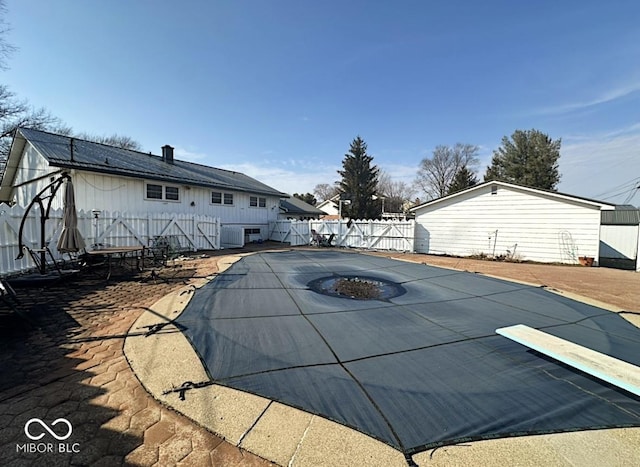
<box><xmin>559</xmin><ymin>123</ymin><xmax>640</xmax><ymax>205</ymax></box>
<box><xmin>217</xmin><ymin>162</ymin><xmax>340</xmax><ymax>195</ymax></box>
<box><xmin>216</xmin><ymin>160</ymin><xmax>424</xmax><ymax>198</ymax></box>
<box><xmin>378</xmin><ymin>162</ymin><xmax>418</xmax><ymax>185</ymax></box>
<box><xmin>174</xmin><ymin>146</ymin><xmax>209</xmax><ymax>163</ymax></box>
<box><xmin>536</xmin><ymin>80</ymin><xmax>640</xmax><ymax>116</ymax></box>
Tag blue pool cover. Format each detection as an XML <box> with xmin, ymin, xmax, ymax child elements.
<box><xmin>176</xmin><ymin>250</ymin><xmax>640</xmax><ymax>455</ymax></box>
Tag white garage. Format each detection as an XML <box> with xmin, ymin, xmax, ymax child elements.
<box><xmin>411</xmin><ymin>181</ymin><xmax>616</xmax><ymax>265</ymax></box>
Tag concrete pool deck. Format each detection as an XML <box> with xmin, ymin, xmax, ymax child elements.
<box><xmin>124</xmin><ymin>247</ymin><xmax>640</xmax><ymax>466</ymax></box>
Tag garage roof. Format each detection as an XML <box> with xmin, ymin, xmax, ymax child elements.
<box><xmin>410</xmin><ymin>181</ymin><xmax>616</xmax><ymax>212</ymax></box>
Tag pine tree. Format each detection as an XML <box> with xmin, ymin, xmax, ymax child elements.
<box><xmin>484</xmin><ymin>129</ymin><xmax>561</xmax><ymax>190</ymax></box>
<box><xmin>447</xmin><ymin>166</ymin><xmax>478</xmax><ymax>195</ymax></box>
<box><xmin>337</xmin><ymin>136</ymin><xmax>380</xmax><ymax>219</ymax></box>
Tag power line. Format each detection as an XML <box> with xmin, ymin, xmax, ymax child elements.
<box><xmin>621</xmin><ymin>184</ymin><xmax>640</xmax><ymax>205</ymax></box>
<box><xmin>594</xmin><ymin>176</ymin><xmax>640</xmax><ymax>199</ymax></box>
<box><xmin>600</xmin><ymin>185</ymin><xmax>639</xmax><ymax>201</ymax></box>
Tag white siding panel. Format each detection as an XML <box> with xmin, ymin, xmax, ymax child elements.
<box><xmin>14</xmin><ymin>143</ymin><xmax>62</xmax><ymax>208</ymax></box>
<box><xmin>11</xmin><ymin>142</ymin><xmax>282</xmax><ymax>235</ymax></box>
<box><xmin>599</xmin><ymin>225</ymin><xmax>639</xmax><ymax>260</ymax></box>
<box><xmin>221</xmin><ymin>225</ymin><xmax>244</xmax><ymax>248</ymax></box>
<box><xmin>72</xmin><ymin>172</ymin><xmax>281</xmax><ymax>227</ymax></box>
<box><xmin>74</xmin><ymin>171</ymin><xmax>139</xmax><ymax>212</ymax></box>
<box><xmin>414</xmin><ymin>185</ymin><xmax>602</xmax><ymax>264</ymax></box>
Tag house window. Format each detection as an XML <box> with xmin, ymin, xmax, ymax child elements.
<box><xmin>212</xmin><ymin>191</ymin><xmax>234</xmax><ymax>205</ymax></box>
<box><xmin>250</xmin><ymin>196</ymin><xmax>267</xmax><ymax>208</ymax></box>
<box><xmin>165</xmin><ymin>186</ymin><xmax>180</xmax><ymax>201</ymax></box>
<box><xmin>146</xmin><ymin>184</ymin><xmax>163</xmax><ymax>200</ymax></box>
<box><xmin>146</xmin><ymin>183</ymin><xmax>180</xmax><ymax>201</ymax></box>
<box><xmin>491</xmin><ymin>185</ymin><xmax>498</xmax><ymax>195</ymax></box>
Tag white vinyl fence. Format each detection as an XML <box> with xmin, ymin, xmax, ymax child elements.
<box><xmin>221</xmin><ymin>225</ymin><xmax>244</xmax><ymax>249</ymax></box>
<box><xmin>599</xmin><ymin>224</ymin><xmax>640</xmax><ymax>271</ymax></box>
<box><xmin>269</xmin><ymin>219</ymin><xmax>415</xmax><ymax>252</ymax></box>
<box><xmin>0</xmin><ymin>204</ymin><xmax>220</xmax><ymax>276</ymax></box>
<box><xmin>269</xmin><ymin>220</ymin><xmax>311</xmax><ymax>246</ymax></box>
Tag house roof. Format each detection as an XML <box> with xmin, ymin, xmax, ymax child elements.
<box><xmin>316</xmin><ymin>198</ymin><xmax>338</xmax><ymax>212</ymax></box>
<box><xmin>279</xmin><ymin>197</ymin><xmax>325</xmax><ymax>216</ymax></box>
<box><xmin>410</xmin><ymin>180</ymin><xmax>617</xmax><ymax>212</ymax></box>
<box><xmin>601</xmin><ymin>206</ymin><xmax>640</xmax><ymax>225</ymax></box>
<box><xmin>1</xmin><ymin>128</ymin><xmax>288</xmax><ymax>199</ymax></box>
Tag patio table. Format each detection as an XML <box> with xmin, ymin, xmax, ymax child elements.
<box><xmin>85</xmin><ymin>246</ymin><xmax>145</xmax><ymax>280</ymax></box>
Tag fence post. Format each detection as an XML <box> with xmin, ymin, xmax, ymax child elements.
<box><xmin>0</xmin><ymin>209</ymin><xmax>225</xmax><ymax>276</ymax></box>
<box><xmin>636</xmin><ymin>224</ymin><xmax>640</xmax><ymax>272</ymax></box>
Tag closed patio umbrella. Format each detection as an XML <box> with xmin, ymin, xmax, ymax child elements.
<box><xmin>57</xmin><ymin>178</ymin><xmax>86</xmax><ymax>253</ymax></box>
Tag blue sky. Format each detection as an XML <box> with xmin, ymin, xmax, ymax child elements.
<box><xmin>3</xmin><ymin>0</ymin><xmax>640</xmax><ymax>204</ymax></box>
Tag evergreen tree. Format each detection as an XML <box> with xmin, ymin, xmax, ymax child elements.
<box><xmin>484</xmin><ymin>129</ymin><xmax>561</xmax><ymax>190</ymax></box>
<box><xmin>337</xmin><ymin>136</ymin><xmax>380</xmax><ymax>219</ymax></box>
<box><xmin>447</xmin><ymin>166</ymin><xmax>478</xmax><ymax>195</ymax></box>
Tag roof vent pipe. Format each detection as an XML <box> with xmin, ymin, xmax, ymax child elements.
<box><xmin>162</xmin><ymin>145</ymin><xmax>174</xmax><ymax>164</ymax></box>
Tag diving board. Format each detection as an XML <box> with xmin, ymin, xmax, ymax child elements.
<box><xmin>496</xmin><ymin>324</ymin><xmax>640</xmax><ymax>397</ymax></box>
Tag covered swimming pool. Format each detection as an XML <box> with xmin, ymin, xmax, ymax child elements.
<box><xmin>175</xmin><ymin>250</ymin><xmax>640</xmax><ymax>455</ymax></box>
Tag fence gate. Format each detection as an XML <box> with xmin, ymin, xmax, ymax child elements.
<box><xmin>269</xmin><ymin>220</ymin><xmax>310</xmax><ymax>246</ymax></box>
<box><xmin>272</xmin><ymin>219</ymin><xmax>415</xmax><ymax>252</ymax></box>
<box><xmin>367</xmin><ymin>220</ymin><xmax>415</xmax><ymax>251</ymax></box>
<box><xmin>0</xmin><ymin>205</ymin><xmax>221</xmax><ymax>276</ymax></box>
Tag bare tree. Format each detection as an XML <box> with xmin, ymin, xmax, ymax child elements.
<box><xmin>0</xmin><ymin>85</ymin><xmax>25</xmax><ymax>124</ymax></box>
<box><xmin>313</xmin><ymin>183</ymin><xmax>340</xmax><ymax>201</ymax></box>
<box><xmin>377</xmin><ymin>171</ymin><xmax>415</xmax><ymax>213</ymax></box>
<box><xmin>75</xmin><ymin>132</ymin><xmax>142</xmax><ymax>151</ymax></box>
<box><xmin>0</xmin><ymin>1</ymin><xmax>141</xmax><ymax>173</ymax></box>
<box><xmin>0</xmin><ymin>91</ymin><xmax>70</xmax><ymax>169</ymax></box>
<box><xmin>0</xmin><ymin>4</ymin><xmax>69</xmax><ymax>170</ymax></box>
<box><xmin>414</xmin><ymin>143</ymin><xmax>479</xmax><ymax>199</ymax></box>
<box><xmin>0</xmin><ymin>0</ymin><xmax>16</xmax><ymax>71</ymax></box>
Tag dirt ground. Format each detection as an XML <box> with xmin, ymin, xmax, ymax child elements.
<box><xmin>365</xmin><ymin>250</ymin><xmax>639</xmax><ymax>313</ymax></box>
<box><xmin>244</xmin><ymin>242</ymin><xmax>639</xmax><ymax>312</ymax></box>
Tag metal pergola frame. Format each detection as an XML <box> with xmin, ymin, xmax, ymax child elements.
<box><xmin>15</xmin><ymin>173</ymin><xmax>70</xmax><ymax>274</ymax></box>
